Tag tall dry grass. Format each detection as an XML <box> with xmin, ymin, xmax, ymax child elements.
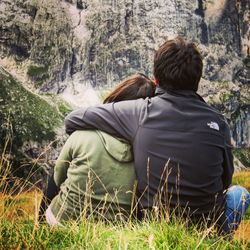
<box><xmin>0</xmin><ymin>128</ymin><xmax>249</xmax><ymax>249</ymax></box>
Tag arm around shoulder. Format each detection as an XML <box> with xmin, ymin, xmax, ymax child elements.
<box><xmin>65</xmin><ymin>99</ymin><xmax>148</xmax><ymax>141</ymax></box>
<box><xmin>65</xmin><ymin>108</ymin><xmax>89</xmax><ymax>135</ymax></box>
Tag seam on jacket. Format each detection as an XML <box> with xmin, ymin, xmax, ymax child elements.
<box><xmin>132</xmin><ymin>99</ymin><xmax>149</xmax><ymax>142</ymax></box>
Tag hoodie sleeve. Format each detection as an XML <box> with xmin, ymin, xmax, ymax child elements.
<box><xmin>54</xmin><ymin>135</ymin><xmax>73</xmax><ymax>187</ymax></box>
<box><xmin>65</xmin><ymin>98</ymin><xmax>148</xmax><ymax>142</ymax></box>
<box><xmin>221</xmin><ymin>121</ymin><xmax>234</xmax><ymax>190</ymax></box>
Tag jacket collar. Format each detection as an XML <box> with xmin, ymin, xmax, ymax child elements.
<box><xmin>155</xmin><ymin>87</ymin><xmax>206</xmax><ymax>103</ymax></box>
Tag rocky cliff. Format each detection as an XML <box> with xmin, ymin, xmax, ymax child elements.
<box><xmin>0</xmin><ymin>0</ymin><xmax>249</xmax><ymax>149</ymax></box>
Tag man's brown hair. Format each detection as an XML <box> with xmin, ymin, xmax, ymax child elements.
<box><xmin>153</xmin><ymin>36</ymin><xmax>203</xmax><ymax>91</ymax></box>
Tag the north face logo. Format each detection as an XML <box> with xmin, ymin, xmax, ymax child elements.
<box><xmin>207</xmin><ymin>121</ymin><xmax>219</xmax><ymax>131</ymax></box>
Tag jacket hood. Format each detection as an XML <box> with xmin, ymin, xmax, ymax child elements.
<box><xmin>96</xmin><ymin>131</ymin><xmax>133</xmax><ymax>162</ymax></box>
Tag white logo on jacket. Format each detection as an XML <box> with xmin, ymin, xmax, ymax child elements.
<box><xmin>207</xmin><ymin>121</ymin><xmax>219</xmax><ymax>131</ymax></box>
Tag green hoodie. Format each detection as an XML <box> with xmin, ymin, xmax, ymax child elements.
<box><xmin>50</xmin><ymin>130</ymin><xmax>136</xmax><ymax>222</ymax></box>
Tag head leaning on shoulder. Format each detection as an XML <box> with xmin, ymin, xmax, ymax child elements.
<box><xmin>103</xmin><ymin>73</ymin><xmax>155</xmax><ymax>103</ymax></box>
<box><xmin>153</xmin><ymin>36</ymin><xmax>203</xmax><ymax>92</ymax></box>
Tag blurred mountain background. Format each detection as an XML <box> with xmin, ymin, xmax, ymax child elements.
<box><xmin>0</xmin><ymin>0</ymin><xmax>249</xmax><ymax>187</ymax></box>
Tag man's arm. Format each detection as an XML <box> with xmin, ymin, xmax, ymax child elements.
<box><xmin>222</xmin><ymin>122</ymin><xmax>234</xmax><ymax>190</ymax></box>
<box><xmin>65</xmin><ymin>98</ymin><xmax>148</xmax><ymax>142</ymax></box>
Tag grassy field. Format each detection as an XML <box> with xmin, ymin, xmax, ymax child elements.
<box><xmin>0</xmin><ymin>171</ymin><xmax>249</xmax><ymax>249</ymax></box>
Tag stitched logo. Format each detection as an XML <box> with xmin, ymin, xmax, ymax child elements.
<box><xmin>207</xmin><ymin>121</ymin><xmax>219</xmax><ymax>131</ymax></box>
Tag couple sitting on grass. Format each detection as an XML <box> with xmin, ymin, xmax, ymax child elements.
<box><xmin>40</xmin><ymin>36</ymin><xmax>250</xmax><ymax>235</ymax></box>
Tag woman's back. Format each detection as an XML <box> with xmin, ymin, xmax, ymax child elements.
<box><xmin>50</xmin><ymin>130</ymin><xmax>136</xmax><ymax>221</ymax></box>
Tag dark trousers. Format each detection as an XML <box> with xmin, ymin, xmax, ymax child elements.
<box><xmin>38</xmin><ymin>170</ymin><xmax>60</xmax><ymax>221</ymax></box>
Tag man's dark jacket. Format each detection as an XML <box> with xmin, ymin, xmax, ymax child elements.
<box><xmin>65</xmin><ymin>88</ymin><xmax>234</xmax><ymax>217</ymax></box>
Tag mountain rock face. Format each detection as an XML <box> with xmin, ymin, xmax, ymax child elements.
<box><xmin>0</xmin><ymin>0</ymin><xmax>249</xmax><ymax>148</ymax></box>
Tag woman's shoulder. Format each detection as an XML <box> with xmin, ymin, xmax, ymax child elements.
<box><xmin>68</xmin><ymin>130</ymin><xmax>132</xmax><ymax>162</ymax></box>
<box><xmin>68</xmin><ymin>130</ymin><xmax>101</xmax><ymax>149</ymax></box>
<box><xmin>71</xmin><ymin>130</ymin><xmax>99</xmax><ymax>138</ymax></box>
<box><xmin>70</xmin><ymin>130</ymin><xmax>128</xmax><ymax>145</ymax></box>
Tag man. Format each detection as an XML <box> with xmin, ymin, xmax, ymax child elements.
<box><xmin>65</xmin><ymin>37</ymin><xmax>249</xmax><ymax>233</ymax></box>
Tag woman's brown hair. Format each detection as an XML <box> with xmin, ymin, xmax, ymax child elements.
<box><xmin>103</xmin><ymin>73</ymin><xmax>155</xmax><ymax>104</ymax></box>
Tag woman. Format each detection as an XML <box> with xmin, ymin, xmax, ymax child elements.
<box><xmin>42</xmin><ymin>73</ymin><xmax>155</xmax><ymax>225</ymax></box>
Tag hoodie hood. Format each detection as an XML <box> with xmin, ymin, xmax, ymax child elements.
<box><xmin>96</xmin><ymin>131</ymin><xmax>133</xmax><ymax>162</ymax></box>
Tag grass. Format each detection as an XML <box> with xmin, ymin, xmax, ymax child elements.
<box><xmin>0</xmin><ymin>170</ymin><xmax>249</xmax><ymax>249</ymax></box>
<box><xmin>0</xmin><ymin>199</ymin><xmax>248</xmax><ymax>249</ymax></box>
<box><xmin>233</xmin><ymin>149</ymin><xmax>250</xmax><ymax>168</ymax></box>
<box><xmin>233</xmin><ymin>171</ymin><xmax>250</xmax><ymax>191</ymax></box>
<box><xmin>0</xmin><ymin>133</ymin><xmax>249</xmax><ymax>249</ymax></box>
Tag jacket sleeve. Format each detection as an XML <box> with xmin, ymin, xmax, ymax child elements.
<box><xmin>54</xmin><ymin>135</ymin><xmax>73</xmax><ymax>187</ymax></box>
<box><xmin>65</xmin><ymin>99</ymin><xmax>148</xmax><ymax>142</ymax></box>
<box><xmin>221</xmin><ymin>121</ymin><xmax>234</xmax><ymax>190</ymax></box>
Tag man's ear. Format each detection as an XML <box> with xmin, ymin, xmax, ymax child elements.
<box><xmin>152</xmin><ymin>76</ymin><xmax>158</xmax><ymax>87</ymax></box>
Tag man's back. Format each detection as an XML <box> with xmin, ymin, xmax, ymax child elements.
<box><xmin>132</xmin><ymin>88</ymin><xmax>233</xmax><ymax>214</ymax></box>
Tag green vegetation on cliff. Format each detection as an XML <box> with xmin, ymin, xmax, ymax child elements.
<box><xmin>0</xmin><ymin>66</ymin><xmax>64</xmax><ymax>181</ymax></box>
<box><xmin>27</xmin><ymin>64</ymin><xmax>50</xmax><ymax>87</ymax></box>
<box><xmin>27</xmin><ymin>65</ymin><xmax>49</xmax><ymax>77</ymax></box>
<box><xmin>0</xmin><ymin>66</ymin><xmax>63</xmax><ymax>145</ymax></box>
